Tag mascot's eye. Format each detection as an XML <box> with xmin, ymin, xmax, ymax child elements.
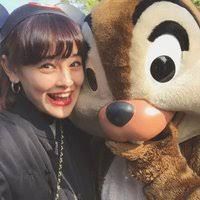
<box><xmin>86</xmin><ymin>68</ymin><xmax>98</xmax><ymax>91</ymax></box>
<box><xmin>146</xmin><ymin>35</ymin><xmax>181</xmax><ymax>83</ymax></box>
<box><xmin>150</xmin><ymin>55</ymin><xmax>175</xmax><ymax>82</ymax></box>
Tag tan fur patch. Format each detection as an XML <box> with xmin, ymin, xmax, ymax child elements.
<box><xmin>92</xmin><ymin>0</ymin><xmax>140</xmax><ymax>99</ymax></box>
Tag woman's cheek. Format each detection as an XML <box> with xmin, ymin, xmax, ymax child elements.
<box><xmin>32</xmin><ymin>75</ymin><xmax>57</xmax><ymax>92</ymax></box>
<box><xmin>74</xmin><ymin>70</ymin><xmax>84</xmax><ymax>86</ymax></box>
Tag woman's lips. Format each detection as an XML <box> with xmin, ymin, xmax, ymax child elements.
<box><xmin>47</xmin><ymin>92</ymin><xmax>72</xmax><ymax>106</ymax></box>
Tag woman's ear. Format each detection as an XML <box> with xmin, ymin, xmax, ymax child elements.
<box><xmin>0</xmin><ymin>55</ymin><xmax>20</xmax><ymax>83</ymax></box>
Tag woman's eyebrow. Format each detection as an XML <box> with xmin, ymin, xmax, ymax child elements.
<box><xmin>70</xmin><ymin>53</ymin><xmax>81</xmax><ymax>57</ymax></box>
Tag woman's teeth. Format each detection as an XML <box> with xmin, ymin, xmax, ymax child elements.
<box><xmin>48</xmin><ymin>93</ymin><xmax>70</xmax><ymax>99</ymax></box>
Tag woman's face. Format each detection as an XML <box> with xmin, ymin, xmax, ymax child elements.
<box><xmin>16</xmin><ymin>43</ymin><xmax>84</xmax><ymax>119</ymax></box>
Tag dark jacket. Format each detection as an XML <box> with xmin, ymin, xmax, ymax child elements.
<box><xmin>0</xmin><ymin>94</ymin><xmax>97</xmax><ymax>200</ymax></box>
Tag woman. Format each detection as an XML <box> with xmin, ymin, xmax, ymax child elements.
<box><xmin>0</xmin><ymin>3</ymin><xmax>96</xmax><ymax>200</ymax></box>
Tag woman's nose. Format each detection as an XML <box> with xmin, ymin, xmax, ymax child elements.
<box><xmin>56</xmin><ymin>70</ymin><xmax>74</xmax><ymax>87</ymax></box>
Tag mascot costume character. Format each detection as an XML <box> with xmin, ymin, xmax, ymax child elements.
<box><xmin>61</xmin><ymin>0</ymin><xmax>200</xmax><ymax>199</ymax></box>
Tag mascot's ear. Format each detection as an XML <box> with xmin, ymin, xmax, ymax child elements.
<box><xmin>57</xmin><ymin>3</ymin><xmax>85</xmax><ymax>25</ymax></box>
<box><xmin>84</xmin><ymin>14</ymin><xmax>92</xmax><ymax>29</ymax></box>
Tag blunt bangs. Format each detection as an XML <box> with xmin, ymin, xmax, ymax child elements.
<box><xmin>5</xmin><ymin>14</ymin><xmax>84</xmax><ymax>66</ymax></box>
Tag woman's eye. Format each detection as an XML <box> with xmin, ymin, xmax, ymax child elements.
<box><xmin>39</xmin><ymin>63</ymin><xmax>55</xmax><ymax>73</ymax></box>
<box><xmin>70</xmin><ymin>61</ymin><xmax>82</xmax><ymax>68</ymax></box>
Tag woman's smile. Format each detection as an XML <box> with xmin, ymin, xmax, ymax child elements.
<box><xmin>47</xmin><ymin>91</ymin><xmax>73</xmax><ymax>106</ymax></box>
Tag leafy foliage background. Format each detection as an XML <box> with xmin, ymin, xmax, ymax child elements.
<box><xmin>60</xmin><ymin>0</ymin><xmax>100</xmax><ymax>13</ymax></box>
<box><xmin>193</xmin><ymin>0</ymin><xmax>200</xmax><ymax>7</ymax></box>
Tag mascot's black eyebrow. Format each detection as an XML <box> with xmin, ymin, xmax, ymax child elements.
<box><xmin>148</xmin><ymin>20</ymin><xmax>189</xmax><ymax>51</ymax></box>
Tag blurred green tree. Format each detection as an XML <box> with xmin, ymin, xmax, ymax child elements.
<box><xmin>60</xmin><ymin>0</ymin><xmax>100</xmax><ymax>13</ymax></box>
<box><xmin>82</xmin><ymin>0</ymin><xmax>100</xmax><ymax>11</ymax></box>
<box><xmin>193</xmin><ymin>0</ymin><xmax>200</xmax><ymax>7</ymax></box>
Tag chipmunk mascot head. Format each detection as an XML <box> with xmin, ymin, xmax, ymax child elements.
<box><xmin>63</xmin><ymin>0</ymin><xmax>200</xmax><ymax>199</ymax></box>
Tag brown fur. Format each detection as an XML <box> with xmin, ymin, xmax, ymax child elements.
<box><xmin>92</xmin><ymin>0</ymin><xmax>140</xmax><ymax>99</ymax></box>
<box><xmin>181</xmin><ymin>136</ymin><xmax>200</xmax><ymax>176</ymax></box>
<box><xmin>107</xmin><ymin>124</ymin><xmax>200</xmax><ymax>199</ymax></box>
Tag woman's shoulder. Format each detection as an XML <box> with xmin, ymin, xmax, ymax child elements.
<box><xmin>0</xmin><ymin>110</ymin><xmax>44</xmax><ymax>169</ymax></box>
<box><xmin>0</xmin><ymin>111</ymin><xmax>26</xmax><ymax>165</ymax></box>
<box><xmin>0</xmin><ymin>110</ymin><xmax>26</xmax><ymax>131</ymax></box>
<box><xmin>0</xmin><ymin>109</ymin><xmax>35</xmax><ymax>127</ymax></box>
<box><xmin>0</xmin><ymin>110</ymin><xmax>19</xmax><ymax>129</ymax></box>
<box><xmin>0</xmin><ymin>110</ymin><xmax>35</xmax><ymax>148</ymax></box>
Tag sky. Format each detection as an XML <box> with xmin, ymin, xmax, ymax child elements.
<box><xmin>0</xmin><ymin>0</ymin><xmax>61</xmax><ymax>13</ymax></box>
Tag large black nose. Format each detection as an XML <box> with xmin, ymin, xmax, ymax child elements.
<box><xmin>106</xmin><ymin>102</ymin><xmax>134</xmax><ymax>127</ymax></box>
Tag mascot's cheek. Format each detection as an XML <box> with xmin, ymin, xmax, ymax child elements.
<box><xmin>98</xmin><ymin>100</ymin><xmax>174</xmax><ymax>142</ymax></box>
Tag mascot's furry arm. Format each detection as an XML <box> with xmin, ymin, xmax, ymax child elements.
<box><xmin>107</xmin><ymin>124</ymin><xmax>200</xmax><ymax>199</ymax></box>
